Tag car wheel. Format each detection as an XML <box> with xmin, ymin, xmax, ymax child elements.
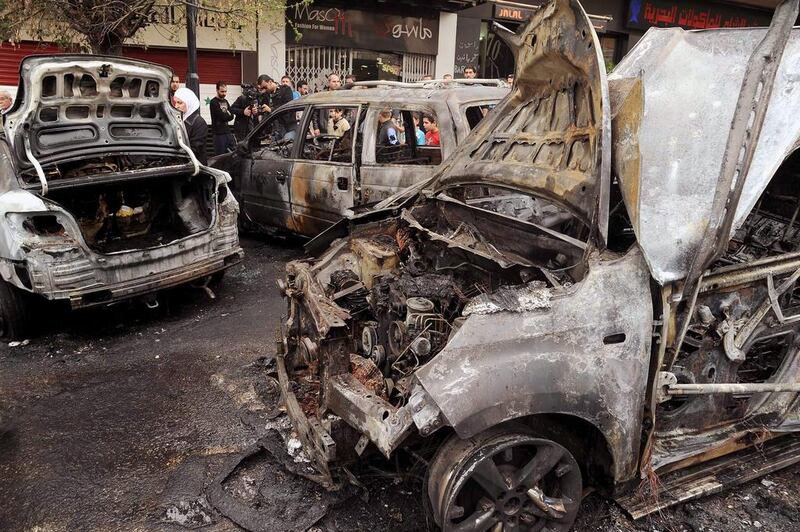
<box><xmin>427</xmin><ymin>427</ymin><xmax>582</xmax><ymax>532</ymax></box>
<box><xmin>0</xmin><ymin>280</ymin><xmax>35</xmax><ymax>341</ymax></box>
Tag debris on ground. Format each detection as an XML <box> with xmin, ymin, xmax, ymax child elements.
<box><xmin>206</xmin><ymin>430</ymin><xmax>359</xmax><ymax>532</ymax></box>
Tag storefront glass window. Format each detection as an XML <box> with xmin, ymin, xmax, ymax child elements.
<box><xmin>353</xmin><ymin>50</ymin><xmax>403</xmax><ymax>82</ymax></box>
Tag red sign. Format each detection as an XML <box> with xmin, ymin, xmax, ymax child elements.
<box><xmin>626</xmin><ymin>0</ymin><xmax>771</xmax><ymax>31</ymax></box>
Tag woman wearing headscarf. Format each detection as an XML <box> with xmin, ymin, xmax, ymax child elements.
<box><xmin>173</xmin><ymin>87</ymin><xmax>208</xmax><ymax>165</ymax></box>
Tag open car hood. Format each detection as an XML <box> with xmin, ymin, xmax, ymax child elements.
<box><xmin>609</xmin><ymin>25</ymin><xmax>800</xmax><ymax>285</ymax></box>
<box><xmin>3</xmin><ymin>55</ymin><xmax>193</xmax><ymax>180</ymax></box>
<box><xmin>433</xmin><ymin>0</ymin><xmax>610</xmax><ymax>242</ymax></box>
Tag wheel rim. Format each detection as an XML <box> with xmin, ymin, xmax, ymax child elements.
<box><xmin>434</xmin><ymin>434</ymin><xmax>582</xmax><ymax>532</ymax></box>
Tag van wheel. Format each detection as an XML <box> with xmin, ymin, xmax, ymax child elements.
<box><xmin>0</xmin><ymin>280</ymin><xmax>35</xmax><ymax>341</ymax></box>
<box><xmin>426</xmin><ymin>427</ymin><xmax>582</xmax><ymax>532</ymax></box>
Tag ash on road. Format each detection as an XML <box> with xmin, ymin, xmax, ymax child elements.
<box><xmin>1</xmin><ymin>237</ymin><xmax>798</xmax><ymax>531</ymax></box>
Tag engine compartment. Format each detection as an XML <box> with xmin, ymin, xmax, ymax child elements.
<box><xmin>286</xmin><ymin>190</ymin><xmax>587</xmax><ymax>415</ymax></box>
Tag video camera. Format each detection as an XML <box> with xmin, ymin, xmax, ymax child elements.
<box><xmin>240</xmin><ymin>84</ymin><xmax>263</xmax><ymax>112</ymax></box>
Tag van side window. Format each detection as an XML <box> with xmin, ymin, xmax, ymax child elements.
<box><xmin>465</xmin><ymin>104</ymin><xmax>494</xmax><ymax>129</ymax></box>
<box><xmin>252</xmin><ymin>108</ymin><xmax>303</xmax><ymax>158</ymax></box>
<box><xmin>375</xmin><ymin>108</ymin><xmax>442</xmax><ymax>166</ymax></box>
<box><xmin>301</xmin><ymin>106</ymin><xmax>358</xmax><ymax>163</ymax></box>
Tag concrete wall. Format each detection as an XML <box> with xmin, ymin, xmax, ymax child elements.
<box><xmin>257</xmin><ymin>11</ymin><xmax>286</xmax><ymax>81</ymax></box>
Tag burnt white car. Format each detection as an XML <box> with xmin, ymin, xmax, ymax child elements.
<box><xmin>277</xmin><ymin>0</ymin><xmax>800</xmax><ymax>530</ymax></box>
<box><xmin>0</xmin><ymin>56</ymin><xmax>243</xmax><ymax>340</ymax></box>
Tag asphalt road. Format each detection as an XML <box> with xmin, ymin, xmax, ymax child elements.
<box><xmin>1</xmin><ymin>236</ymin><xmax>798</xmax><ymax>532</ymax></box>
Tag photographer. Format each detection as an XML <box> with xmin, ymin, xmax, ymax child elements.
<box><xmin>231</xmin><ymin>74</ymin><xmax>294</xmax><ymax>140</ymax></box>
<box><xmin>231</xmin><ymin>74</ymin><xmax>268</xmax><ymax>140</ymax></box>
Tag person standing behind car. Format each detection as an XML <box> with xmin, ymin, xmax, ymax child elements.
<box><xmin>169</xmin><ymin>75</ymin><xmax>180</xmax><ymax>105</ymax></box>
<box><xmin>377</xmin><ymin>109</ymin><xmax>400</xmax><ymax>146</ymax></box>
<box><xmin>297</xmin><ymin>80</ymin><xmax>310</xmax><ymax>97</ymax></box>
<box><xmin>312</xmin><ymin>73</ymin><xmax>342</xmax><ymax>135</ymax></box>
<box><xmin>281</xmin><ymin>75</ymin><xmax>300</xmax><ymax>100</ymax></box>
<box><xmin>261</xmin><ymin>75</ymin><xmax>295</xmax><ymax>139</ymax></box>
<box><xmin>230</xmin><ymin>74</ymin><xmax>270</xmax><ymax>140</ymax></box>
<box><xmin>174</xmin><ymin>87</ymin><xmax>208</xmax><ymax>164</ymax></box>
<box><xmin>210</xmin><ymin>81</ymin><xmax>235</xmax><ymax>155</ymax></box>
<box><xmin>422</xmin><ymin>114</ymin><xmax>440</xmax><ymax>147</ymax></box>
<box><xmin>412</xmin><ymin>112</ymin><xmax>426</xmax><ymax>146</ymax></box>
<box><xmin>0</xmin><ymin>90</ymin><xmax>12</xmax><ymax>114</ymax></box>
<box><xmin>326</xmin><ymin>108</ymin><xmax>350</xmax><ymax>138</ymax></box>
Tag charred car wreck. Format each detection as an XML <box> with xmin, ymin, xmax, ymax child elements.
<box><xmin>0</xmin><ymin>56</ymin><xmax>242</xmax><ymax>339</ymax></box>
<box><xmin>277</xmin><ymin>1</ymin><xmax>800</xmax><ymax>530</ymax></box>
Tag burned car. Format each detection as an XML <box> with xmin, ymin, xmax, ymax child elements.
<box><xmin>213</xmin><ymin>81</ymin><xmax>507</xmax><ymax>238</ymax></box>
<box><xmin>0</xmin><ymin>56</ymin><xmax>243</xmax><ymax>340</ymax></box>
<box><xmin>276</xmin><ymin>0</ymin><xmax>800</xmax><ymax>530</ymax></box>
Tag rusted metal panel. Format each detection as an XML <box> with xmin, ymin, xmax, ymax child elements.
<box><xmin>433</xmin><ymin>0</ymin><xmax>611</xmax><ymax>244</ymax></box>
<box><xmin>610</xmin><ymin>25</ymin><xmax>800</xmax><ymax>284</ymax></box>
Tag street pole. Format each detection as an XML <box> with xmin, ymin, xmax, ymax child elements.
<box><xmin>186</xmin><ymin>0</ymin><xmax>200</xmax><ymax>96</ymax></box>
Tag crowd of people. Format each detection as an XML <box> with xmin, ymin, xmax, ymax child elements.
<box><xmin>0</xmin><ymin>64</ymin><xmax>511</xmax><ymax>167</ymax></box>
<box><xmin>159</xmin><ymin>64</ymin><xmax>514</xmax><ymax>163</ymax></box>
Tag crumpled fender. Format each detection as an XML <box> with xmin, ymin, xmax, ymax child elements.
<box><xmin>413</xmin><ymin>247</ymin><xmax>653</xmax><ymax>482</ymax></box>
<box><xmin>0</xmin><ymin>190</ymin><xmax>51</xmax><ymax>265</ymax></box>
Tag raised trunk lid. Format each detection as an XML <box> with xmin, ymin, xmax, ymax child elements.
<box><xmin>3</xmin><ymin>55</ymin><xmax>195</xmax><ymax>189</ymax></box>
<box><xmin>433</xmin><ymin>0</ymin><xmax>610</xmax><ymax>243</ymax></box>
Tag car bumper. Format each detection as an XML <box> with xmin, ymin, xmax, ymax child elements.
<box><xmin>7</xmin><ymin>221</ymin><xmax>242</xmax><ymax>309</ymax></box>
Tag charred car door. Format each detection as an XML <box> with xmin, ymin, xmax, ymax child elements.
<box><xmin>238</xmin><ymin>106</ymin><xmax>304</xmax><ymax>231</ymax></box>
<box><xmin>651</xmin><ymin>153</ymin><xmax>800</xmax><ymax>470</ymax></box>
<box><xmin>290</xmin><ymin>105</ymin><xmax>361</xmax><ymax>237</ymax></box>
<box><xmin>357</xmin><ymin>104</ymin><xmax>448</xmax><ymax>206</ymax></box>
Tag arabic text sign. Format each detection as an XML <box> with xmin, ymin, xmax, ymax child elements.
<box><xmin>287</xmin><ymin>4</ymin><xmax>438</xmax><ymax>55</ymax></box>
<box><xmin>626</xmin><ymin>0</ymin><xmax>771</xmax><ymax>31</ymax></box>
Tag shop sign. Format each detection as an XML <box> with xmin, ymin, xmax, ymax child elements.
<box><xmin>133</xmin><ymin>4</ymin><xmax>257</xmax><ymax>51</ymax></box>
<box><xmin>493</xmin><ymin>5</ymin><xmax>537</xmax><ymax>23</ymax></box>
<box><xmin>626</xmin><ymin>0</ymin><xmax>771</xmax><ymax>31</ymax></box>
<box><xmin>287</xmin><ymin>4</ymin><xmax>439</xmax><ymax>55</ymax></box>
<box><xmin>492</xmin><ymin>4</ymin><xmax>609</xmax><ymax>32</ymax></box>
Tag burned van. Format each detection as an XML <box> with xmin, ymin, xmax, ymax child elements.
<box><xmin>276</xmin><ymin>0</ymin><xmax>800</xmax><ymax>530</ymax></box>
<box><xmin>0</xmin><ymin>56</ymin><xmax>242</xmax><ymax>340</ymax></box>
<box><xmin>213</xmin><ymin>82</ymin><xmax>508</xmax><ymax>238</ymax></box>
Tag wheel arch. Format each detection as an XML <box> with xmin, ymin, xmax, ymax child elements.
<box><xmin>510</xmin><ymin>413</ymin><xmax>616</xmax><ymax>492</ymax></box>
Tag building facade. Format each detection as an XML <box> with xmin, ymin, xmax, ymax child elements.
<box><xmin>455</xmin><ymin>0</ymin><xmax>776</xmax><ymax>79</ymax></box>
<box><xmin>0</xmin><ymin>1</ymin><xmax>782</xmax><ymax>121</ymax></box>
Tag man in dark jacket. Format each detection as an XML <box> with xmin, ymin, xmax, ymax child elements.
<box><xmin>231</xmin><ymin>76</ymin><xmax>266</xmax><ymax>140</ymax></box>
<box><xmin>264</xmin><ymin>75</ymin><xmax>295</xmax><ymax>139</ymax></box>
<box><xmin>210</xmin><ymin>81</ymin><xmax>235</xmax><ymax>155</ymax></box>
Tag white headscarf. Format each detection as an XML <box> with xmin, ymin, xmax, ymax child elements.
<box><xmin>174</xmin><ymin>87</ymin><xmax>200</xmax><ymax>121</ymax></box>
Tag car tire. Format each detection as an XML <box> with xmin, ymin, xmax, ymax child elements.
<box><xmin>0</xmin><ymin>279</ymin><xmax>35</xmax><ymax>341</ymax></box>
<box><xmin>426</xmin><ymin>426</ymin><xmax>583</xmax><ymax>532</ymax></box>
